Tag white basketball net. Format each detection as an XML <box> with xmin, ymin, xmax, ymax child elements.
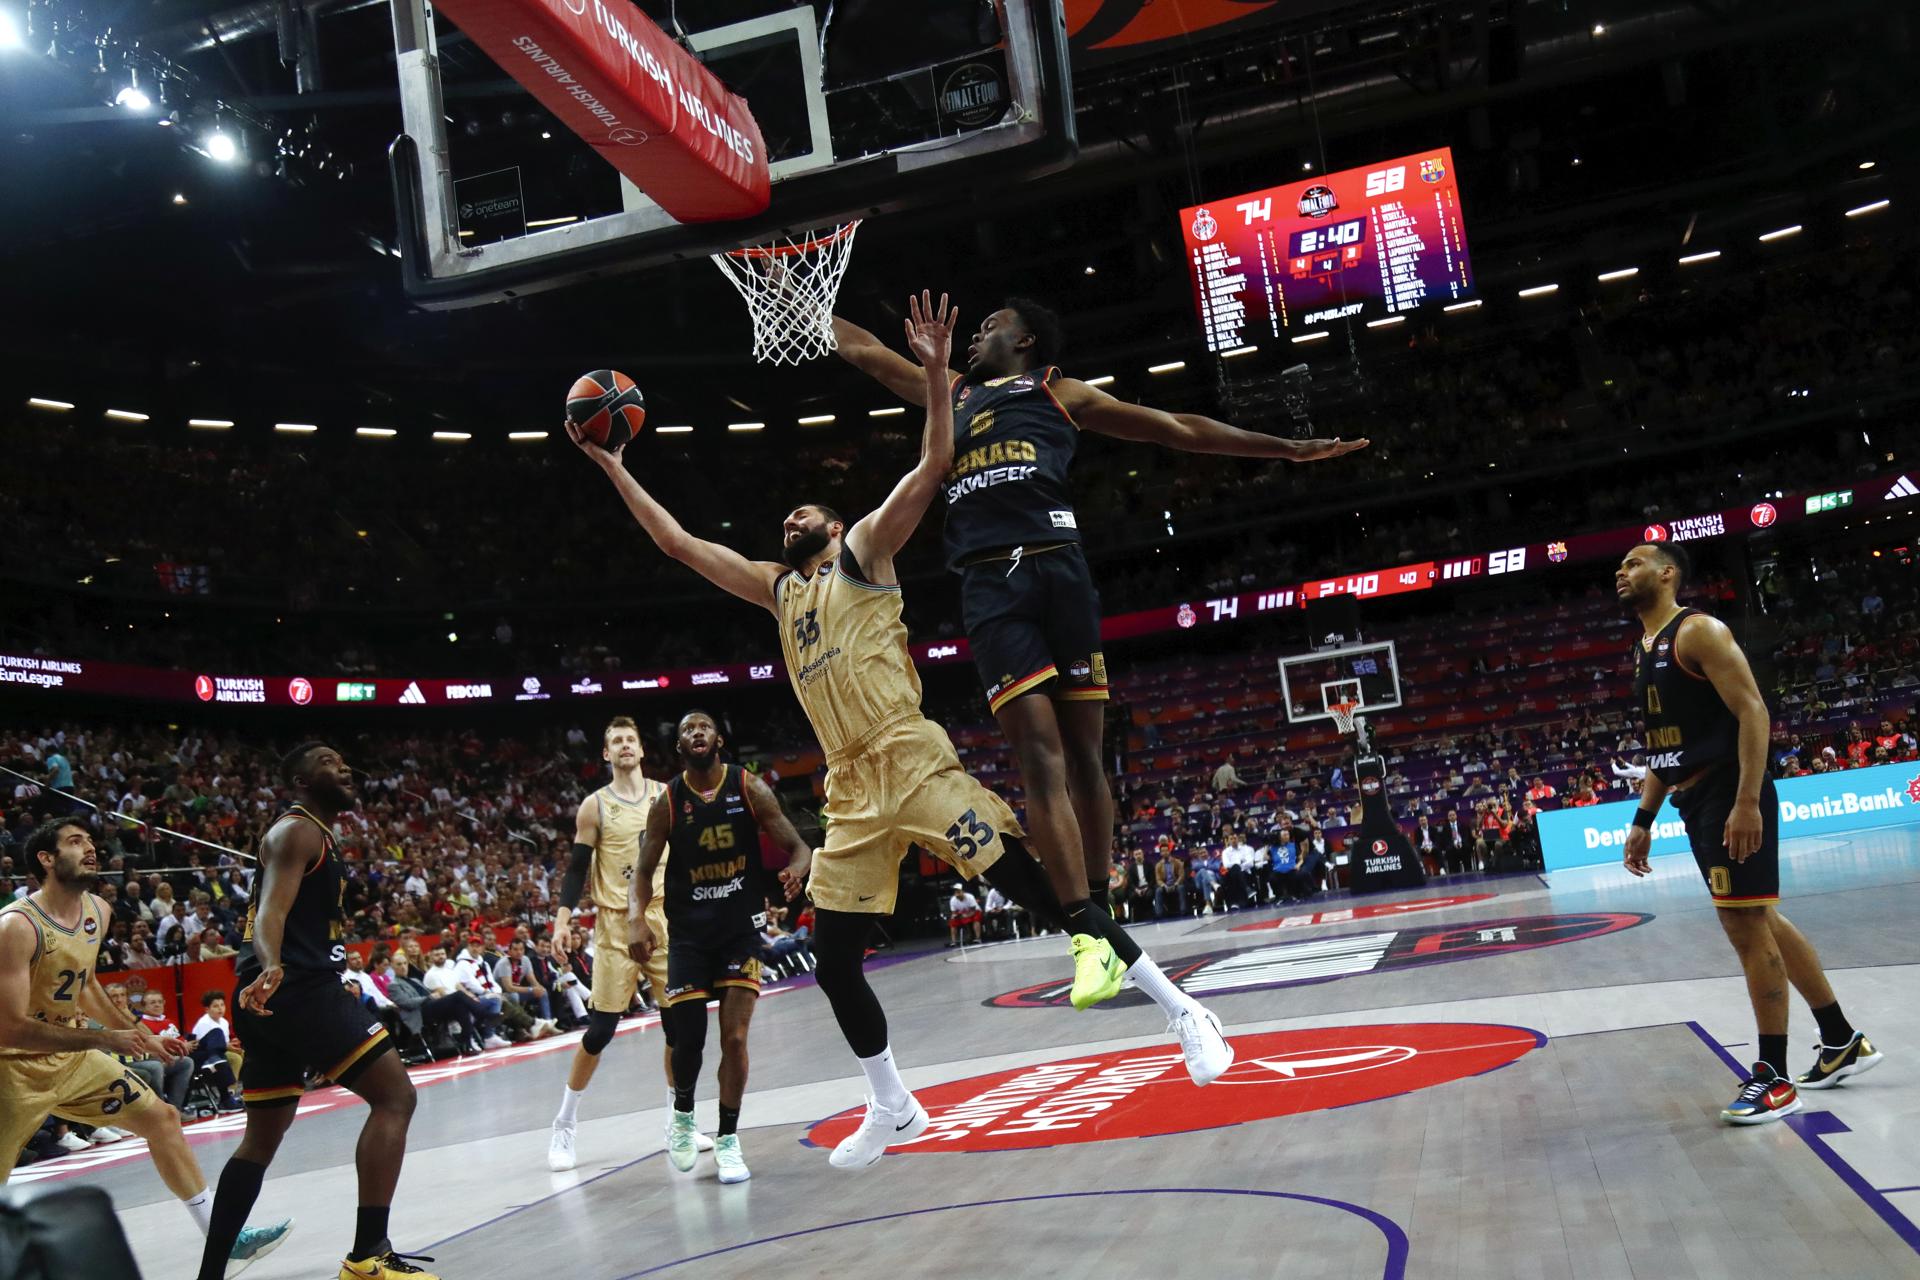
<box><xmin>710</xmin><ymin>221</ymin><xmax>863</xmax><ymax>366</ymax></box>
<box><xmin>1329</xmin><ymin>702</ymin><xmax>1359</xmax><ymax>737</ymax></box>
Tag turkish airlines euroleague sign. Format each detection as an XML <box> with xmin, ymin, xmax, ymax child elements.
<box><xmin>434</xmin><ymin>0</ymin><xmax>768</xmax><ymax>221</ymax></box>
<box><xmin>807</xmin><ymin>1023</ymin><xmax>1542</xmax><ymax>1153</ymax></box>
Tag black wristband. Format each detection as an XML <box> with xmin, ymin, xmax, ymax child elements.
<box><xmin>1630</xmin><ymin>808</ymin><xmax>1657</xmax><ymax>831</ymax></box>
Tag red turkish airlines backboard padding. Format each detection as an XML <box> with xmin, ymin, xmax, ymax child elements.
<box><xmin>432</xmin><ymin>0</ymin><xmax>769</xmax><ymax>222</ymax></box>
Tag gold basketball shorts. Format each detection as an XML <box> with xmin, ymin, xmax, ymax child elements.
<box><xmin>590</xmin><ymin>902</ymin><xmax>670</xmax><ymax>1013</ymax></box>
<box><xmin>1</xmin><ymin>1049</ymin><xmax>160</xmax><ymax>1179</ymax></box>
<box><xmin>810</xmin><ymin>714</ymin><xmax>1021</xmax><ymax>914</ymax></box>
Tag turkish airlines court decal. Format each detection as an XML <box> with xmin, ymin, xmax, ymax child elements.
<box><xmin>988</xmin><ymin>913</ymin><xmax>1651</xmax><ymax>1008</ymax></box>
<box><xmin>1228</xmin><ymin>892</ymin><xmax>1496</xmax><ymax>933</ymax></box>
<box><xmin>806</xmin><ymin>1023</ymin><xmax>1543</xmax><ymax>1153</ymax></box>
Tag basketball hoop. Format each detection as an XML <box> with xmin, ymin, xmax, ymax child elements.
<box><xmin>710</xmin><ymin>221</ymin><xmax>862</xmax><ymax>366</ymax></box>
<box><xmin>1329</xmin><ymin>701</ymin><xmax>1359</xmax><ymax>738</ymax></box>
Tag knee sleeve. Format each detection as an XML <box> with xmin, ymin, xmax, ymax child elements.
<box><xmin>581</xmin><ymin>1011</ymin><xmax>621</xmax><ymax>1056</ymax></box>
<box><xmin>810</xmin><ymin>910</ymin><xmax>888</xmax><ymax>1058</ymax></box>
<box><xmin>666</xmin><ymin>1002</ymin><xmax>708</xmax><ymax>1092</ymax></box>
<box><xmin>981</xmin><ymin>837</ymin><xmax>1067</xmax><ymax>932</ymax></box>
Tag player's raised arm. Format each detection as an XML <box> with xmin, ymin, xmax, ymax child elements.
<box><xmin>846</xmin><ymin>292</ymin><xmax>958</xmax><ymax>574</ymax></box>
<box><xmin>1053</xmin><ymin>377</ymin><xmax>1369</xmax><ymax>462</ymax></box>
<box><xmin>566</xmin><ymin>426</ymin><xmax>786</xmax><ymax>612</ymax></box>
<box><xmin>831</xmin><ymin>312</ymin><xmax>934</xmax><ymax>407</ymax></box>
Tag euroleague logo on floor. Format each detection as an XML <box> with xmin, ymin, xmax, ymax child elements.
<box><xmin>806</xmin><ymin>1023</ymin><xmax>1544</xmax><ymax>1153</ymax></box>
<box><xmin>987</xmin><ymin>912</ymin><xmax>1651</xmax><ymax>1008</ymax></box>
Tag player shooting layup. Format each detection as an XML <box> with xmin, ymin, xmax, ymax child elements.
<box><xmin>563</xmin><ymin>293</ymin><xmax>1231</xmax><ymax>1170</ymax></box>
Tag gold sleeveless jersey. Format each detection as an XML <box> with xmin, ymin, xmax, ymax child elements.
<box><xmin>588</xmin><ymin>777</ymin><xmax>669</xmax><ymax>911</ymax></box>
<box><xmin>775</xmin><ymin>549</ymin><xmax>923</xmax><ymax>758</ymax></box>
<box><xmin>0</xmin><ymin>894</ymin><xmax>106</xmax><ymax>1057</ymax></box>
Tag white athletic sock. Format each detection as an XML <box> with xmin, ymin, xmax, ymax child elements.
<box><xmin>857</xmin><ymin>1045</ymin><xmax>912</xmax><ymax>1113</ymax></box>
<box><xmin>1126</xmin><ymin>955</ymin><xmax>1194</xmax><ymax>1019</ymax></box>
<box><xmin>183</xmin><ymin>1188</ymin><xmax>213</xmax><ymax>1235</ymax></box>
<box><xmin>555</xmin><ymin>1085</ymin><xmax>584</xmax><ymax>1128</ymax></box>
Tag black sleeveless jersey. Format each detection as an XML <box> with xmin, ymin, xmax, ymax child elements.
<box><xmin>241</xmin><ymin>806</ymin><xmax>346</xmax><ymax>974</ymax></box>
<box><xmin>663</xmin><ymin>766</ymin><xmax>764</xmax><ymax>933</ymax></box>
<box><xmin>1633</xmin><ymin>608</ymin><xmax>1743</xmax><ymax>784</ymax></box>
<box><xmin>943</xmin><ymin>366</ymin><xmax>1082</xmax><ymax>569</ymax></box>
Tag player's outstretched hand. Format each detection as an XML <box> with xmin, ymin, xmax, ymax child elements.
<box><xmin>778</xmin><ymin>849</ymin><xmax>815</xmax><ymax>901</ymax></box>
<box><xmin>236</xmin><ymin>965</ymin><xmax>283</xmax><ymax>1016</ymax></box>
<box><xmin>563</xmin><ymin>418</ymin><xmax>626</xmax><ymax>469</ymax></box>
<box><xmin>1293</xmin><ymin>436</ymin><xmax>1370</xmax><ymax>462</ymax></box>
<box><xmin>903</xmin><ymin>290</ymin><xmax>957</xmax><ymax>371</ymax></box>
<box><xmin>1622</xmin><ymin>827</ymin><xmax>1651</xmax><ymax>877</ymax></box>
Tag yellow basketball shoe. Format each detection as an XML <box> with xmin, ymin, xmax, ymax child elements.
<box><xmin>340</xmin><ymin>1249</ymin><xmax>440</xmax><ymax>1279</ymax></box>
<box><xmin>1069</xmin><ymin>933</ymin><xmax>1125</xmax><ymax>1010</ymax></box>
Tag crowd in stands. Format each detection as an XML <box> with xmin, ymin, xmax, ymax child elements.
<box><xmin>4</xmin><ymin>224</ymin><xmax>1916</xmax><ymax>681</ymax></box>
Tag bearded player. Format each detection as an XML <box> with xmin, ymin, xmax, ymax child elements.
<box><xmin>1</xmin><ymin>818</ymin><xmax>293</xmax><ymax>1277</ymax></box>
<box><xmin>832</xmin><ymin>301</ymin><xmax>1366</xmax><ymax>1015</ymax></box>
<box><xmin>1617</xmin><ymin>543</ymin><xmax>1880</xmax><ymax>1123</ymax></box>
<box><xmin>563</xmin><ymin>292</ymin><xmax>1231</xmax><ymax>1171</ymax></box>
<box><xmin>548</xmin><ymin>716</ymin><xmax>715</xmax><ymax>1170</ymax></box>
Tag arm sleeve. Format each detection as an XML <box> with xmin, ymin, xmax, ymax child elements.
<box><xmin>559</xmin><ymin>842</ymin><xmax>595</xmax><ymax>911</ymax></box>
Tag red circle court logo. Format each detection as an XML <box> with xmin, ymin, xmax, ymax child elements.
<box><xmin>288</xmin><ymin>678</ymin><xmax>313</xmax><ymax>705</ymax></box>
<box><xmin>1642</xmin><ymin>523</ymin><xmax>1669</xmax><ymax>542</ymax></box>
<box><xmin>806</xmin><ymin>1023</ymin><xmax>1541</xmax><ymax>1153</ymax></box>
<box><xmin>1749</xmin><ymin>502</ymin><xmax>1778</xmax><ymax>528</ymax></box>
<box><xmin>194</xmin><ymin>675</ymin><xmax>214</xmax><ymax>702</ymax></box>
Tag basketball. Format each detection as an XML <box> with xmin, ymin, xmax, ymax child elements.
<box><xmin>566</xmin><ymin>369</ymin><xmax>646</xmax><ymax>449</ymax></box>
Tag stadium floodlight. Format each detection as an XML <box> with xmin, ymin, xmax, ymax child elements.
<box><xmin>356</xmin><ymin>427</ymin><xmax>396</xmax><ymax>438</ymax></box>
<box><xmin>0</xmin><ymin>8</ymin><xmax>24</xmax><ymax>50</ymax></box>
<box><xmin>188</xmin><ymin>418</ymin><xmax>234</xmax><ymax>429</ymax></box>
<box><xmin>868</xmin><ymin>407</ymin><xmax>905</xmax><ymax>417</ymax></box>
<box><xmin>105</xmin><ymin>408</ymin><xmax>149</xmax><ymax>421</ymax></box>
<box><xmin>797</xmin><ymin>413</ymin><xmax>836</xmax><ymax>425</ymax></box>
<box><xmin>1678</xmin><ymin>250</ymin><xmax>1721</xmax><ymax>265</ymax></box>
<box><xmin>727</xmin><ymin>422</ymin><xmax>765</xmax><ymax>432</ymax></box>
<box><xmin>431</xmin><ymin>431</ymin><xmax>471</xmax><ymax>441</ymax></box>
<box><xmin>1597</xmin><ymin>267</ymin><xmax>1639</xmax><ymax>282</ymax></box>
<box><xmin>1084</xmin><ymin>375</ymin><xmax>1115</xmax><ymax>386</ymax></box>
<box><xmin>1291</xmin><ymin>332</ymin><xmax>1329</xmax><ymax>344</ymax></box>
<box><xmin>1147</xmin><ymin>360</ymin><xmax>1186</xmax><ymax>374</ymax></box>
<box><xmin>1443</xmin><ymin>299</ymin><xmax>1482</xmax><ymax>313</ymax></box>
<box><xmin>115</xmin><ymin>87</ymin><xmax>152</xmax><ymax>111</ymax></box>
<box><xmin>1518</xmin><ymin>283</ymin><xmax>1560</xmax><ymax>298</ymax></box>
<box><xmin>27</xmin><ymin>397</ymin><xmax>74</xmax><ymax>410</ymax></box>
<box><xmin>1365</xmin><ymin>316</ymin><xmax>1404</xmax><ymax>328</ymax></box>
<box><xmin>274</xmin><ymin>422</ymin><xmax>318</xmax><ymax>433</ymax></box>
<box><xmin>1845</xmin><ymin>199</ymin><xmax>1890</xmax><ymax>218</ymax></box>
<box><xmin>1221</xmin><ymin>345</ymin><xmax>1258</xmax><ymax>358</ymax></box>
<box><xmin>656</xmin><ymin>425</ymin><xmax>694</xmax><ymax>434</ymax></box>
<box><xmin>1757</xmin><ymin>225</ymin><xmax>1802</xmax><ymax>243</ymax></box>
<box><xmin>205</xmin><ymin>131</ymin><xmax>238</xmax><ymax>163</ymax></box>
<box><xmin>507</xmin><ymin>430</ymin><xmax>547</xmax><ymax>440</ymax></box>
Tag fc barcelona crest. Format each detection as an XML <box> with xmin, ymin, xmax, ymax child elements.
<box><xmin>1420</xmin><ymin>156</ymin><xmax>1447</xmax><ymax>184</ymax></box>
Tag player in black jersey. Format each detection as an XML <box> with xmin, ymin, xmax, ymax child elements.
<box><xmin>196</xmin><ymin>743</ymin><xmax>438</xmax><ymax>1280</ymax></box>
<box><xmin>1616</xmin><ymin>544</ymin><xmax>1880</xmax><ymax>1125</ymax></box>
<box><xmin>834</xmin><ymin>300</ymin><xmax>1366</xmax><ymax>1016</ymax></box>
<box><xmin>629</xmin><ymin>711</ymin><xmax>811</xmax><ymax>1185</ymax></box>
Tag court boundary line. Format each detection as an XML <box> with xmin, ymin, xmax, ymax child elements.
<box><xmin>613</xmin><ymin>1187</ymin><xmax>1410</xmax><ymax>1278</ymax></box>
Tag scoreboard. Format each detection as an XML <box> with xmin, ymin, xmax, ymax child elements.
<box><xmin>1179</xmin><ymin>148</ymin><xmax>1476</xmax><ymax>351</ymax></box>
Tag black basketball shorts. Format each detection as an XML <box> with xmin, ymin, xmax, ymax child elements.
<box><xmin>1669</xmin><ymin>766</ymin><xmax>1780</xmax><ymax>908</ymax></box>
<box><xmin>235</xmin><ymin>967</ymin><xmax>393</xmax><ymax>1106</ymax></box>
<box><xmin>663</xmin><ymin>926</ymin><xmax>763</xmax><ymax>1007</ymax></box>
<box><xmin>960</xmin><ymin>542</ymin><xmax>1110</xmax><ymax>714</ymax></box>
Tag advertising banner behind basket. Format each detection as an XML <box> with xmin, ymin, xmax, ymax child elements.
<box><xmin>1540</xmin><ymin>760</ymin><xmax>1920</xmax><ymax>871</ymax></box>
<box><xmin>432</xmin><ymin>0</ymin><xmax>769</xmax><ymax>221</ymax></box>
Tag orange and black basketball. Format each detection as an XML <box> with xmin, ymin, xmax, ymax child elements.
<box><xmin>566</xmin><ymin>369</ymin><xmax>646</xmax><ymax>449</ymax></box>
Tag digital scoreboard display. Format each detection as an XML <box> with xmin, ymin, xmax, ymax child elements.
<box><xmin>1179</xmin><ymin>148</ymin><xmax>1475</xmax><ymax>350</ymax></box>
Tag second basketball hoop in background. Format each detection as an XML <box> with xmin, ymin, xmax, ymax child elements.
<box><xmin>710</xmin><ymin>221</ymin><xmax>862</xmax><ymax>366</ymax></box>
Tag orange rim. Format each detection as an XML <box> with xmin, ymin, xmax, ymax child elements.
<box><xmin>724</xmin><ymin>221</ymin><xmax>861</xmax><ymax>261</ymax></box>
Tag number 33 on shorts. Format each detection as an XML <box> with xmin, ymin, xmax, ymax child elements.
<box><xmin>945</xmin><ymin>810</ymin><xmax>994</xmax><ymax>859</ymax></box>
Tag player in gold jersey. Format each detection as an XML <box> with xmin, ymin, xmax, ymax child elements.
<box><xmin>565</xmin><ymin>292</ymin><xmax>1232</xmax><ymax>1171</ymax></box>
<box><xmin>1</xmin><ymin>817</ymin><xmax>293</xmax><ymax>1276</ymax></box>
<box><xmin>547</xmin><ymin>715</ymin><xmax>714</xmax><ymax>1170</ymax></box>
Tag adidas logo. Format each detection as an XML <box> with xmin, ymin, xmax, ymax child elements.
<box><xmin>399</xmin><ymin>682</ymin><xmax>427</xmax><ymax>705</ymax></box>
<box><xmin>1887</xmin><ymin>475</ymin><xmax>1918</xmax><ymax>501</ymax></box>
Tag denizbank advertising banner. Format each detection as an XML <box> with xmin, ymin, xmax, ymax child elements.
<box><xmin>1540</xmin><ymin>761</ymin><xmax>1920</xmax><ymax>871</ymax></box>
